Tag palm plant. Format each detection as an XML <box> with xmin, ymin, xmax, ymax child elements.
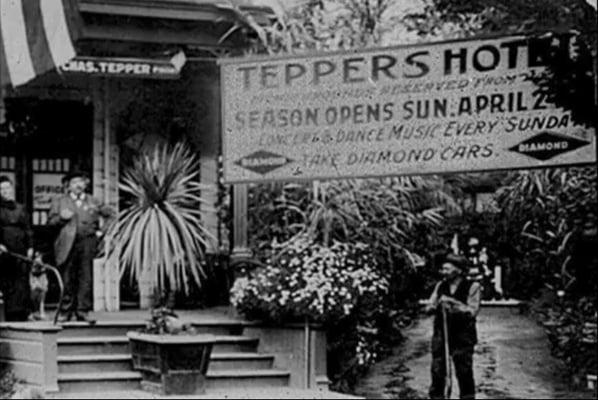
<box><xmin>249</xmin><ymin>175</ymin><xmax>458</xmax><ymax>273</ymax></box>
<box><xmin>107</xmin><ymin>142</ymin><xmax>215</xmax><ymax>307</ymax></box>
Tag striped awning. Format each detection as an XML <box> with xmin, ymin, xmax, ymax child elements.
<box><xmin>0</xmin><ymin>0</ymin><xmax>80</xmax><ymax>88</ymax></box>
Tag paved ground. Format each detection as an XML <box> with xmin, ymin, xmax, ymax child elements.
<box><xmin>354</xmin><ymin>306</ymin><xmax>597</xmax><ymax>399</ymax></box>
<box><xmin>45</xmin><ymin>388</ymin><xmax>361</xmax><ymax>399</ymax></box>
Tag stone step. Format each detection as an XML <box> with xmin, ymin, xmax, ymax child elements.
<box><xmin>57</xmin><ymin>336</ymin><xmax>130</xmax><ymax>356</ymax></box>
<box><xmin>58</xmin><ymin>354</ymin><xmax>133</xmax><ymax>374</ymax></box>
<box><xmin>57</xmin><ymin>322</ymin><xmax>146</xmax><ymax>338</ymax></box>
<box><xmin>57</xmin><ymin>371</ymin><xmax>141</xmax><ymax>393</ymax></box>
<box><xmin>208</xmin><ymin>352</ymin><xmax>275</xmax><ymax>371</ymax></box>
<box><xmin>58</xmin><ymin>321</ymin><xmax>245</xmax><ymax>338</ymax></box>
<box><xmin>58</xmin><ymin>351</ymin><xmax>276</xmax><ymax>374</ymax></box>
<box><xmin>206</xmin><ymin>369</ymin><xmax>291</xmax><ymax>390</ymax></box>
<box><xmin>47</xmin><ymin>389</ymin><xmax>363</xmax><ymax>399</ymax></box>
<box><xmin>58</xmin><ymin>335</ymin><xmax>259</xmax><ymax>356</ymax></box>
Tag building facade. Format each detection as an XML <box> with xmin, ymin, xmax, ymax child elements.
<box><xmin>0</xmin><ymin>0</ymin><xmax>272</xmax><ymax>311</ymax></box>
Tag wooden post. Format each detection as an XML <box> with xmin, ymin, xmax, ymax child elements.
<box><xmin>92</xmin><ymin>78</ymin><xmax>121</xmax><ymax>311</ymax></box>
<box><xmin>102</xmin><ymin>78</ymin><xmax>112</xmax><ymax>311</ymax></box>
<box><xmin>304</xmin><ymin>318</ymin><xmax>311</xmax><ymax>389</ymax></box>
<box><xmin>231</xmin><ymin>184</ymin><xmax>252</xmax><ymax>261</ymax></box>
<box><xmin>195</xmin><ymin>67</ymin><xmax>221</xmax><ymax>255</ymax></box>
<box><xmin>92</xmin><ymin>79</ymin><xmax>106</xmax><ymax>311</ymax></box>
<box><xmin>102</xmin><ymin>78</ymin><xmax>120</xmax><ymax>311</ymax></box>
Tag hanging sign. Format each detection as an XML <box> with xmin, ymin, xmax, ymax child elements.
<box><xmin>219</xmin><ymin>34</ymin><xmax>596</xmax><ymax>183</ymax></box>
<box><xmin>59</xmin><ymin>52</ymin><xmax>186</xmax><ymax>79</ymax></box>
<box><xmin>32</xmin><ymin>173</ymin><xmax>64</xmax><ymax>211</ymax></box>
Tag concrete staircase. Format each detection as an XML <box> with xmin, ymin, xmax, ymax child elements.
<box><xmin>55</xmin><ymin>321</ymin><xmax>291</xmax><ymax>394</ymax></box>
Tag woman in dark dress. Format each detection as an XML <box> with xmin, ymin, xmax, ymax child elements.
<box><xmin>0</xmin><ymin>175</ymin><xmax>34</xmax><ymax>321</ymax></box>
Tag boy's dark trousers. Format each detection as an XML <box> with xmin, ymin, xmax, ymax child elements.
<box><xmin>429</xmin><ymin>337</ymin><xmax>475</xmax><ymax>399</ymax></box>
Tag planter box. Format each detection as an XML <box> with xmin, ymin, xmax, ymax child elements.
<box><xmin>127</xmin><ymin>332</ymin><xmax>215</xmax><ymax>395</ymax></box>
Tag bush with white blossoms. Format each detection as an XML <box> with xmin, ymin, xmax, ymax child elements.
<box><xmin>230</xmin><ymin>235</ymin><xmax>389</xmax><ymax>324</ymax></box>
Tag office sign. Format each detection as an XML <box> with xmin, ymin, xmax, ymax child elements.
<box><xmin>59</xmin><ymin>52</ymin><xmax>185</xmax><ymax>79</ymax></box>
<box><xmin>219</xmin><ymin>34</ymin><xmax>596</xmax><ymax>183</ymax></box>
<box><xmin>33</xmin><ymin>173</ymin><xmax>64</xmax><ymax>211</ymax></box>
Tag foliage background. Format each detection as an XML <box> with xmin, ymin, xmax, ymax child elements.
<box><xmin>402</xmin><ymin>0</ymin><xmax>598</xmax><ymax>386</ymax></box>
<box><xmin>231</xmin><ymin>0</ymin><xmax>485</xmax><ymax>391</ymax></box>
<box><xmin>244</xmin><ymin>177</ymin><xmax>459</xmax><ymax>390</ymax></box>
<box><xmin>229</xmin><ymin>0</ymin><xmax>598</xmax><ymax>391</ymax></box>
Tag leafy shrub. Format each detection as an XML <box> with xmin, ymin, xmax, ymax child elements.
<box><xmin>141</xmin><ymin>307</ymin><xmax>197</xmax><ymax>335</ymax></box>
<box><xmin>534</xmin><ymin>294</ymin><xmax>597</xmax><ymax>387</ymax></box>
<box><xmin>407</xmin><ymin>0</ymin><xmax>597</xmax><ymax>128</ymax></box>
<box><xmin>495</xmin><ymin>167</ymin><xmax>597</xmax><ymax>300</ymax></box>
<box><xmin>0</xmin><ymin>367</ymin><xmax>16</xmax><ymax>399</ymax></box>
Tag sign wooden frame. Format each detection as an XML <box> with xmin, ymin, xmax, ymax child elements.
<box><xmin>219</xmin><ymin>33</ymin><xmax>596</xmax><ymax>184</ymax></box>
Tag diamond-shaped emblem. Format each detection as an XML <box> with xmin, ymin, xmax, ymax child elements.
<box><xmin>234</xmin><ymin>150</ymin><xmax>293</xmax><ymax>175</ymax></box>
<box><xmin>508</xmin><ymin>131</ymin><xmax>589</xmax><ymax>161</ymax></box>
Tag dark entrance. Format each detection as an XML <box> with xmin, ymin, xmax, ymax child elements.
<box><xmin>0</xmin><ymin>98</ymin><xmax>93</xmax><ymax>306</ymax></box>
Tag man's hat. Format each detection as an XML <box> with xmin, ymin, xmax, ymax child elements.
<box><xmin>467</xmin><ymin>237</ymin><xmax>480</xmax><ymax>247</ymax></box>
<box><xmin>443</xmin><ymin>253</ymin><xmax>468</xmax><ymax>270</ymax></box>
<box><xmin>0</xmin><ymin>175</ymin><xmax>12</xmax><ymax>184</ymax></box>
<box><xmin>64</xmin><ymin>169</ymin><xmax>89</xmax><ymax>182</ymax></box>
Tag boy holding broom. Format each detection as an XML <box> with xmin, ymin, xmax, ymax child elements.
<box><xmin>425</xmin><ymin>253</ymin><xmax>481</xmax><ymax>399</ymax></box>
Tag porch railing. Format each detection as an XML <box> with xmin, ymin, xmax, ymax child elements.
<box><xmin>1</xmin><ymin>250</ymin><xmax>64</xmax><ymax>324</ymax></box>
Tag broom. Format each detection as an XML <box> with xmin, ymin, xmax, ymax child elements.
<box><xmin>442</xmin><ymin>303</ymin><xmax>452</xmax><ymax>399</ymax></box>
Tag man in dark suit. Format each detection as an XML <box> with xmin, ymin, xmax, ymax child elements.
<box><xmin>48</xmin><ymin>170</ymin><xmax>113</xmax><ymax>322</ymax></box>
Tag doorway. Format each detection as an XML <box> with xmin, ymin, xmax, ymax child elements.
<box><xmin>0</xmin><ymin>98</ymin><xmax>93</xmax><ymax>306</ymax></box>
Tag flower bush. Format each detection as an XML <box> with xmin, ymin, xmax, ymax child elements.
<box><xmin>231</xmin><ymin>235</ymin><xmax>388</xmax><ymax>325</ymax></box>
<box><xmin>231</xmin><ymin>234</ymin><xmax>393</xmax><ymax>383</ymax></box>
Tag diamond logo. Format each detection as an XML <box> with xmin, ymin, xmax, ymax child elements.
<box><xmin>508</xmin><ymin>131</ymin><xmax>589</xmax><ymax>161</ymax></box>
<box><xmin>234</xmin><ymin>150</ymin><xmax>293</xmax><ymax>175</ymax></box>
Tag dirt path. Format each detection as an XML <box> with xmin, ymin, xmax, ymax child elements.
<box><xmin>354</xmin><ymin>307</ymin><xmax>596</xmax><ymax>399</ymax></box>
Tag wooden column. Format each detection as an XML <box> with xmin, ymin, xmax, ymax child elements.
<box><xmin>92</xmin><ymin>78</ymin><xmax>120</xmax><ymax>311</ymax></box>
<box><xmin>92</xmin><ymin>79</ymin><xmax>106</xmax><ymax>311</ymax></box>
<box><xmin>231</xmin><ymin>184</ymin><xmax>252</xmax><ymax>260</ymax></box>
<box><xmin>193</xmin><ymin>64</ymin><xmax>221</xmax><ymax>254</ymax></box>
<box><xmin>103</xmin><ymin>78</ymin><xmax>120</xmax><ymax>311</ymax></box>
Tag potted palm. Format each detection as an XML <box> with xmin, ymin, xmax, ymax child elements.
<box><xmin>106</xmin><ymin>141</ymin><xmax>217</xmax><ymax>395</ymax></box>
